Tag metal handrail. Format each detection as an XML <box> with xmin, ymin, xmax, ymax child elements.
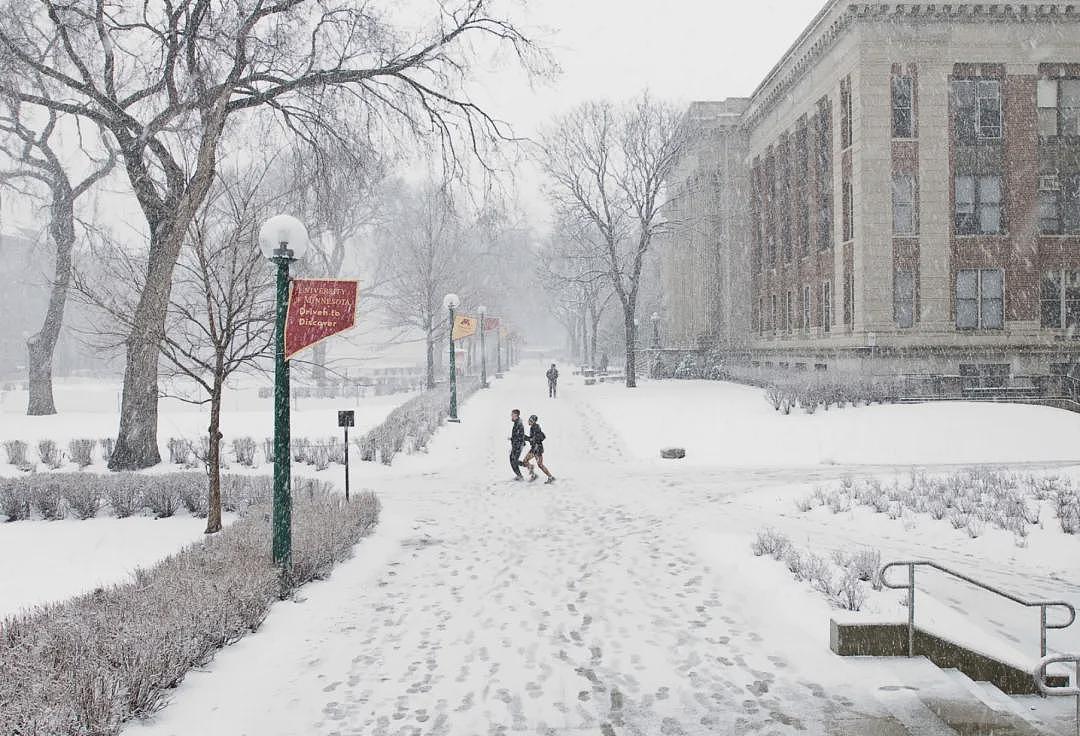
<box><xmin>1035</xmin><ymin>654</ymin><xmax>1079</xmax><ymax>736</ymax></box>
<box><xmin>880</xmin><ymin>560</ymin><xmax>1077</xmax><ymax>660</ymax></box>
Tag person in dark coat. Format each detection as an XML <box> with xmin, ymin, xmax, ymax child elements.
<box><xmin>509</xmin><ymin>409</ymin><xmax>526</xmax><ymax>480</ymax></box>
<box><xmin>599</xmin><ymin>352</ymin><xmax>609</xmax><ymax>372</ymax></box>
<box><xmin>521</xmin><ymin>414</ymin><xmax>555</xmax><ymax>483</ymax></box>
<box><xmin>546</xmin><ymin>363</ymin><xmax>559</xmax><ymax>398</ymax></box>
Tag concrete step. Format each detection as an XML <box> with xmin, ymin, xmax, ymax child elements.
<box><xmin>939</xmin><ymin>668</ymin><xmax>1051</xmax><ymax>736</ymax></box>
<box><xmin>875</xmin><ymin>686</ymin><xmax>959</xmax><ymax>736</ymax></box>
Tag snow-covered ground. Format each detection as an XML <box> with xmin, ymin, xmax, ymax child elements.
<box><xmin>575</xmin><ymin>377</ymin><xmax>1080</xmax><ymax>467</ymax></box>
<box><xmin>120</xmin><ymin>366</ymin><xmax>1080</xmax><ymax>735</ymax></box>
<box><xmin>0</xmin><ymin>381</ymin><xmax>415</xmax><ymax>618</ymax></box>
<box><xmin>0</xmin><ymin>513</ymin><xmax>232</xmax><ymax>619</ymax></box>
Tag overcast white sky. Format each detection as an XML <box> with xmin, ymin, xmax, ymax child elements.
<box><xmin>467</xmin><ymin>0</ymin><xmax>828</xmax><ymax>222</ymax></box>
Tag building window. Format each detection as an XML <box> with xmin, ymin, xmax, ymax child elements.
<box><xmin>822</xmin><ymin>281</ymin><xmax>832</xmax><ymax>333</ymax></box>
<box><xmin>892</xmin><ymin>75</ymin><xmax>914</xmax><ymax>138</ymax></box>
<box><xmin>840</xmin><ymin>77</ymin><xmax>853</xmax><ymax>149</ymax></box>
<box><xmin>843</xmin><ymin>270</ymin><xmax>854</xmax><ymax>325</ymax></box>
<box><xmin>796</xmin><ymin>123</ymin><xmax>810</xmax><ymax>256</ymax></box>
<box><xmin>1039</xmin><ymin>174</ymin><xmax>1080</xmax><ymax>234</ymax></box>
<box><xmin>842</xmin><ymin>179</ymin><xmax>853</xmax><ymax>242</ymax></box>
<box><xmin>955</xmin><ymin>268</ymin><xmax>1003</xmax><ymax>329</ymax></box>
<box><xmin>955</xmin><ymin>174</ymin><xmax>1002</xmax><ymax>235</ymax></box>
<box><xmin>951</xmin><ymin>79</ymin><xmax>1002</xmax><ymax>143</ymax></box>
<box><xmin>1037</xmin><ymin>78</ymin><xmax>1080</xmax><ymax>137</ymax></box>
<box><xmin>787</xmin><ymin>289</ymin><xmax>794</xmax><ymax>331</ymax></box>
<box><xmin>892</xmin><ymin>173</ymin><xmax>916</xmax><ymax>235</ymax></box>
<box><xmin>816</xmin><ymin>99</ymin><xmax>833</xmax><ymax>251</ymax></box>
<box><xmin>894</xmin><ymin>269</ymin><xmax>915</xmax><ymax>328</ymax></box>
<box><xmin>1040</xmin><ymin>269</ymin><xmax>1080</xmax><ymax>329</ymax></box>
<box><xmin>759</xmin><ymin>297</ymin><xmax>765</xmax><ymax>333</ymax></box>
<box><xmin>802</xmin><ymin>284</ymin><xmax>811</xmax><ymax>329</ymax></box>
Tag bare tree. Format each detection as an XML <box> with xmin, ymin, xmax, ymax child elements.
<box><xmin>0</xmin><ymin>0</ymin><xmax>548</xmax><ymax>468</ymax></box>
<box><xmin>373</xmin><ymin>180</ymin><xmax>476</xmax><ymax>389</ymax></box>
<box><xmin>76</xmin><ymin>166</ymin><xmax>280</xmax><ymax>533</ymax></box>
<box><xmin>539</xmin><ymin>93</ymin><xmax>685</xmax><ymax>387</ymax></box>
<box><xmin>0</xmin><ymin>99</ymin><xmax>113</xmax><ymax>415</ymax></box>
<box><xmin>288</xmin><ymin>133</ymin><xmax>386</xmax><ymax>385</ymax></box>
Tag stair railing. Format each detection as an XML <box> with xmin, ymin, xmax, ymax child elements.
<box><xmin>880</xmin><ymin>560</ymin><xmax>1076</xmax><ymax>660</ymax></box>
<box><xmin>1034</xmin><ymin>653</ymin><xmax>1079</xmax><ymax>736</ymax></box>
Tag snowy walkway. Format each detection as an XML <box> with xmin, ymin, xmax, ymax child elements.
<box><xmin>127</xmin><ymin>369</ymin><xmax>1080</xmax><ymax>736</ymax></box>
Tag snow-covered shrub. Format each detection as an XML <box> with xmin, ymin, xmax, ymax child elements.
<box><xmin>142</xmin><ymin>482</ymin><xmax>180</xmax><ymax>518</ymax></box>
<box><xmin>965</xmin><ymin>516</ymin><xmax>985</xmax><ymax>538</ymax></box>
<box><xmin>105</xmin><ymin>476</ymin><xmax>140</xmax><ymax>518</ymax></box>
<box><xmin>0</xmin><ymin>489</ymin><xmax>379</xmax><ymax>736</ymax></box>
<box><xmin>803</xmin><ymin>553</ymin><xmax>837</xmax><ymax>596</ymax></box>
<box><xmin>167</xmin><ymin>437</ymin><xmax>193</xmax><ymax>465</ymax></box>
<box><xmin>750</xmin><ymin>528</ymin><xmax>791</xmax><ymax>559</ymax></box>
<box><xmin>63</xmin><ymin>478</ymin><xmax>103</xmax><ymax>520</ymax></box>
<box><xmin>37</xmin><ymin>439</ymin><xmax>62</xmax><ymax>469</ymax></box>
<box><xmin>3</xmin><ymin>439</ymin><xmax>28</xmax><ymax>466</ymax></box>
<box><xmin>310</xmin><ymin>444</ymin><xmax>331</xmax><ymax>471</ymax></box>
<box><xmin>927</xmin><ymin>500</ymin><xmax>948</xmax><ymax>520</ymax></box>
<box><xmin>826</xmin><ymin>492</ymin><xmax>852</xmax><ymax>514</ymax></box>
<box><xmin>0</xmin><ymin>481</ymin><xmax>30</xmax><ymax>521</ymax></box>
<box><xmin>179</xmin><ymin>480</ymin><xmax>209</xmax><ymax>517</ymax></box>
<box><xmin>262</xmin><ymin>438</ymin><xmax>274</xmax><ymax>464</ymax></box>
<box><xmin>1056</xmin><ymin>489</ymin><xmax>1080</xmax><ymax>534</ymax></box>
<box><xmin>845</xmin><ymin>548</ymin><xmax>882</xmax><ymax>590</ymax></box>
<box><xmin>838</xmin><ymin>569</ymin><xmax>867</xmax><ymax>611</ymax></box>
<box><xmin>233</xmin><ymin>437</ymin><xmax>257</xmax><ymax>467</ymax></box>
<box><xmin>68</xmin><ymin>439</ymin><xmax>96</xmax><ymax>469</ymax></box>
<box><xmin>291</xmin><ymin>437</ymin><xmax>311</xmax><ymax>463</ymax></box>
<box><xmin>783</xmin><ymin>546</ymin><xmax>803</xmax><ymax>578</ymax></box>
<box><xmin>672</xmin><ymin>355</ymin><xmax>700</xmax><ymax>379</ymax></box>
<box><xmin>30</xmin><ymin>478</ymin><xmax>64</xmax><ymax>520</ymax></box>
<box><xmin>794</xmin><ymin>494</ymin><xmax>817</xmax><ymax>512</ymax></box>
<box><xmin>359</xmin><ymin>378</ymin><xmax>480</xmax><ymax>465</ymax></box>
<box><xmin>947</xmin><ymin>509</ymin><xmax>968</xmax><ymax>530</ymax></box>
<box><xmin>764</xmin><ymin>384</ymin><xmax>785</xmax><ymax>411</ymax></box>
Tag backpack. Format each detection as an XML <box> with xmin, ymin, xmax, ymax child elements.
<box><xmin>532</xmin><ymin>428</ymin><xmax>546</xmax><ymax>444</ymax></box>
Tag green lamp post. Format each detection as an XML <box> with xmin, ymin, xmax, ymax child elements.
<box><xmin>444</xmin><ymin>293</ymin><xmax>461</xmax><ymax>422</ymax></box>
<box><xmin>258</xmin><ymin>214</ymin><xmax>309</xmax><ymax>570</ymax></box>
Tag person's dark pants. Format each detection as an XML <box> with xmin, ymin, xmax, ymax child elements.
<box><xmin>510</xmin><ymin>445</ymin><xmax>524</xmax><ymax>477</ymax></box>
<box><xmin>548</xmin><ymin>380</ymin><xmax>557</xmax><ymax>398</ymax></box>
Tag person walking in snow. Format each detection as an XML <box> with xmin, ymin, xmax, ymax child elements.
<box><xmin>546</xmin><ymin>363</ymin><xmax>559</xmax><ymax>398</ymax></box>
<box><xmin>521</xmin><ymin>414</ymin><xmax>555</xmax><ymax>484</ymax></box>
<box><xmin>509</xmin><ymin>409</ymin><xmax>526</xmax><ymax>481</ymax></box>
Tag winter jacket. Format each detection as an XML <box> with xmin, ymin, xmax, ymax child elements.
<box><xmin>546</xmin><ymin>367</ymin><xmax>559</xmax><ymax>383</ymax></box>
<box><xmin>510</xmin><ymin>418</ymin><xmax>525</xmax><ymax>448</ymax></box>
<box><xmin>527</xmin><ymin>423</ymin><xmax>546</xmax><ymax>451</ymax></box>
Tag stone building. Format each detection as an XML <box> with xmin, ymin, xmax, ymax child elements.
<box><xmin>659</xmin><ymin>99</ymin><xmax>750</xmax><ymax>350</ymax></box>
<box><xmin>662</xmin><ymin>1</ymin><xmax>1080</xmax><ymax>385</ymax></box>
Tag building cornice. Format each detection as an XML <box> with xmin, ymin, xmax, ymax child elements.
<box><xmin>743</xmin><ymin>2</ymin><xmax>1080</xmax><ymax>131</ymax></box>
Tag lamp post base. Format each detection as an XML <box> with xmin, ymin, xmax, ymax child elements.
<box><xmin>495</xmin><ymin>373</ymin><xmax>504</xmax><ymax>379</ymax></box>
<box><xmin>447</xmin><ymin>417</ymin><xmax>462</xmax><ymax>423</ymax></box>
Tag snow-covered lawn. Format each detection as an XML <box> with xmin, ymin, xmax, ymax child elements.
<box><xmin>0</xmin><ymin>380</ymin><xmax>415</xmax><ymax>618</ymax></box>
<box><xmin>573</xmin><ymin>377</ymin><xmax>1080</xmax><ymax>467</ymax></box>
<box><xmin>0</xmin><ymin>512</ymin><xmax>231</xmax><ymax>618</ymax></box>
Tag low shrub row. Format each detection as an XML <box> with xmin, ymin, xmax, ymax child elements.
<box><xmin>358</xmin><ymin>378</ymin><xmax>481</xmax><ymax>465</ymax></box>
<box><xmin>751</xmin><ymin>528</ymin><xmax>881</xmax><ymax>611</ymax></box>
<box><xmin>0</xmin><ymin>473</ymin><xmax>323</xmax><ymax>522</ymax></box>
<box><xmin>2</xmin><ymin>438</ymin><xmax>115</xmax><ymax>471</ymax></box>
<box><xmin>0</xmin><ymin>488</ymin><xmax>380</xmax><ymax>736</ymax></box>
<box><xmin>795</xmin><ymin>470</ymin><xmax>1079</xmax><ymax>545</ymax></box>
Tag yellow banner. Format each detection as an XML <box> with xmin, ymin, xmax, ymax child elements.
<box><xmin>452</xmin><ymin>314</ymin><xmax>477</xmax><ymax>341</ymax></box>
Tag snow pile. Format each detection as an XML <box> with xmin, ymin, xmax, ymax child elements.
<box><xmin>0</xmin><ymin>490</ymin><xmax>380</xmax><ymax>736</ymax></box>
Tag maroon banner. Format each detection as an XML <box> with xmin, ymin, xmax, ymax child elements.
<box><xmin>285</xmin><ymin>279</ymin><xmax>359</xmax><ymax>360</ymax></box>
<box><xmin>483</xmin><ymin>317</ymin><xmax>500</xmax><ymax>331</ymax></box>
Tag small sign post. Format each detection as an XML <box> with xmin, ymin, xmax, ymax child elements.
<box><xmin>338</xmin><ymin>410</ymin><xmax>355</xmax><ymax>501</ymax></box>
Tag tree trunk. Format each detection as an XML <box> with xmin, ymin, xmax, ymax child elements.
<box><xmin>111</xmin><ymin>96</ymin><xmax>230</xmax><ymax>471</ymax></box>
<box><xmin>312</xmin><ymin>342</ymin><xmax>328</xmax><ymax>386</ymax></box>
<box><xmin>425</xmin><ymin>329</ymin><xmax>436</xmax><ymax>389</ymax></box>
<box><xmin>590</xmin><ymin>310</ymin><xmax>602</xmax><ymax>370</ymax></box>
<box><xmin>624</xmin><ymin>308</ymin><xmax>637</xmax><ymax>388</ymax></box>
<box><xmin>205</xmin><ymin>370</ymin><xmax>224</xmax><ymax>534</ymax></box>
<box><xmin>26</xmin><ymin>189</ymin><xmax>76</xmax><ymax>416</ymax></box>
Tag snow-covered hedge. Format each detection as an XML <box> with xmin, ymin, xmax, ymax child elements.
<box><xmin>0</xmin><ymin>472</ymin><xmax>278</xmax><ymax>522</ymax></box>
<box><xmin>358</xmin><ymin>377</ymin><xmax>481</xmax><ymax>465</ymax></box>
<box><xmin>0</xmin><ymin>488</ymin><xmax>380</xmax><ymax>736</ymax></box>
<box><xmin>751</xmin><ymin>528</ymin><xmax>882</xmax><ymax>611</ymax></box>
<box><xmin>795</xmin><ymin>470</ymin><xmax>1079</xmax><ymax>545</ymax></box>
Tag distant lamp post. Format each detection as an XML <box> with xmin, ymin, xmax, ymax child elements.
<box><xmin>478</xmin><ymin>305</ymin><xmax>489</xmax><ymax>389</ymax></box>
<box><xmin>496</xmin><ymin>325</ymin><xmax>504</xmax><ymax>379</ymax></box>
<box><xmin>258</xmin><ymin>214</ymin><xmax>309</xmax><ymax>570</ymax></box>
<box><xmin>444</xmin><ymin>293</ymin><xmax>461</xmax><ymax>422</ymax></box>
<box><xmin>651</xmin><ymin>311</ymin><xmax>661</xmax><ymax>349</ymax></box>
